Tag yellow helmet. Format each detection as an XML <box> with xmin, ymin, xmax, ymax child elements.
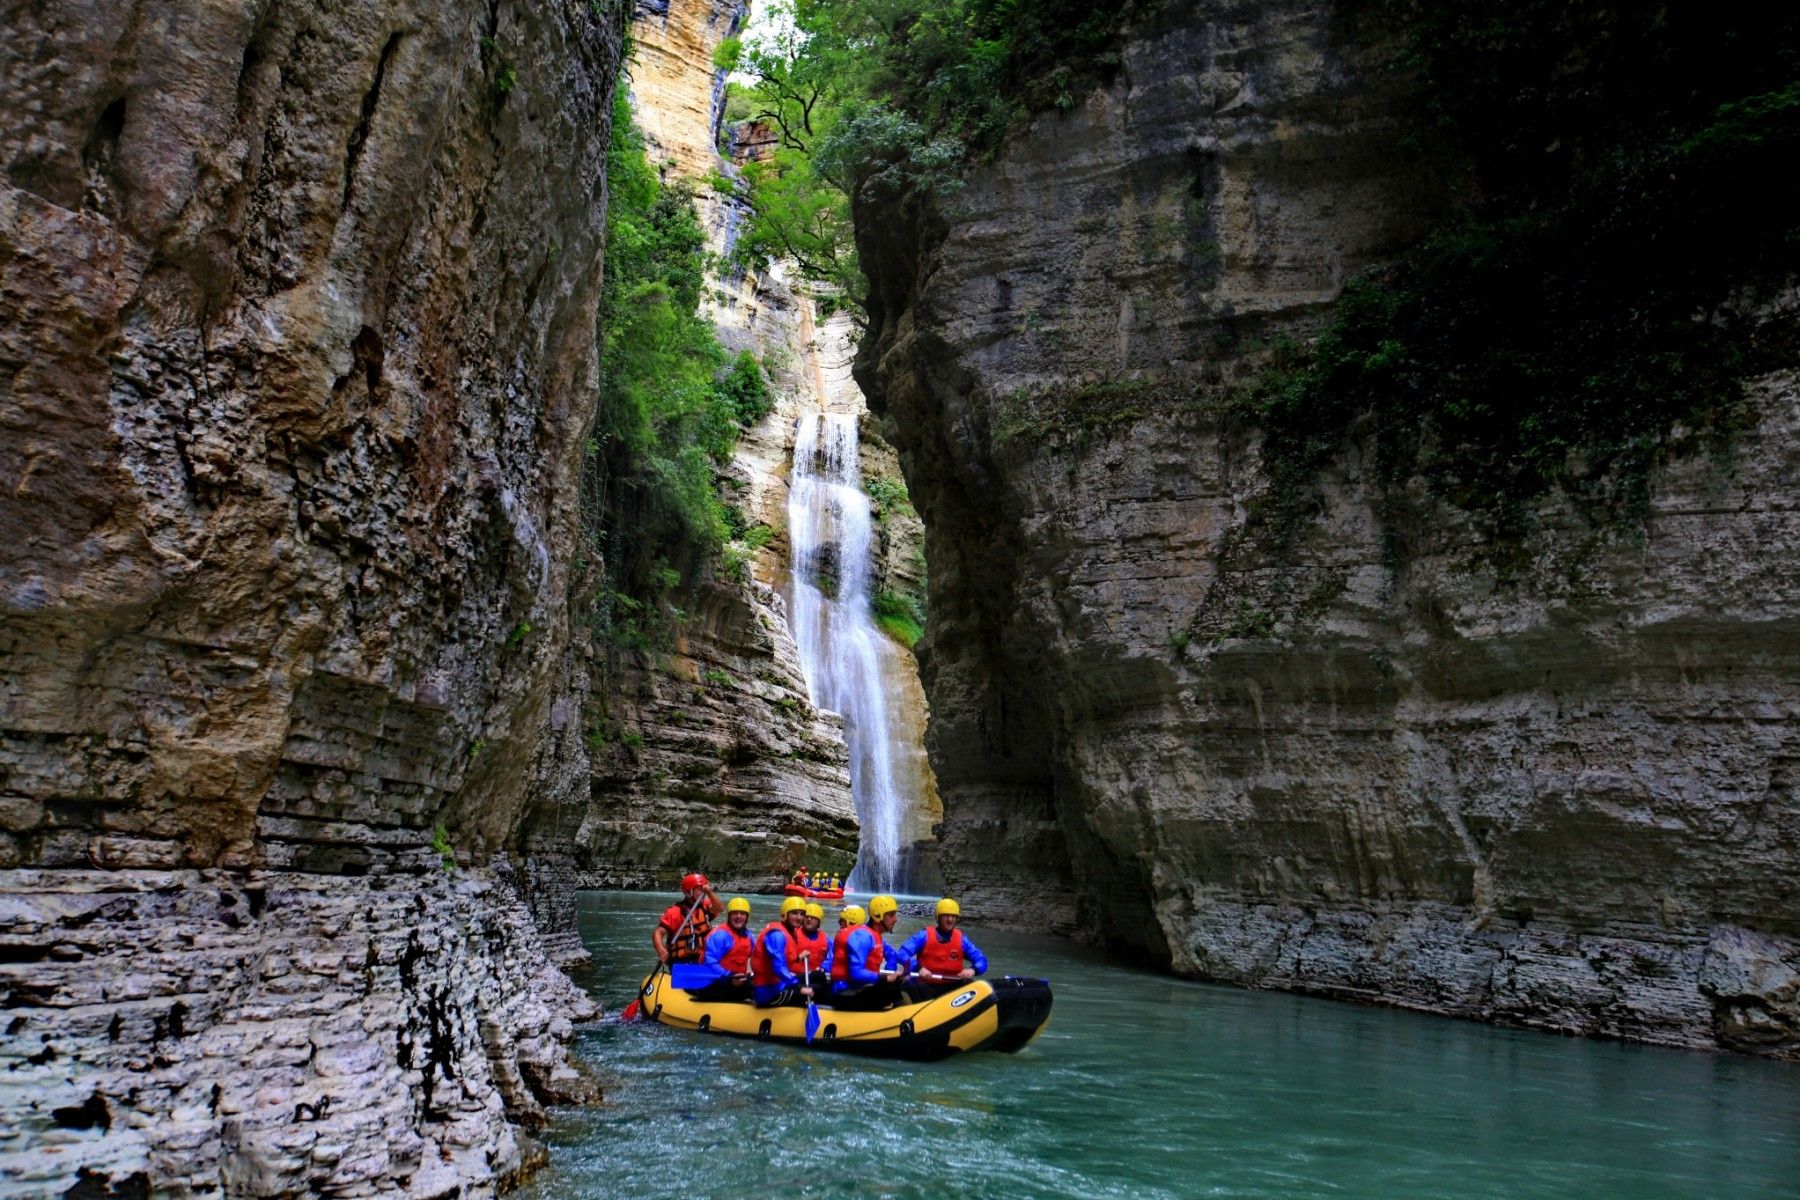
<box><xmin>840</xmin><ymin>905</ymin><xmax>867</xmax><ymax>925</ymax></box>
<box><xmin>780</xmin><ymin>896</ymin><xmax>807</xmax><ymax>916</ymax></box>
<box><xmin>804</xmin><ymin>902</ymin><xmax>825</xmax><ymax>920</ymax></box>
<box><xmin>936</xmin><ymin>897</ymin><xmax>960</xmax><ymax>917</ymax></box>
<box><xmin>726</xmin><ymin>896</ymin><xmax>752</xmax><ymax>915</ymax></box>
<box><xmin>868</xmin><ymin>894</ymin><xmax>898</xmax><ymax>919</ymax></box>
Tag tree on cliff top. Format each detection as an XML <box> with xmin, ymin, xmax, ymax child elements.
<box><xmin>730</xmin><ymin>0</ymin><xmax>1143</xmax><ymax>318</ymax></box>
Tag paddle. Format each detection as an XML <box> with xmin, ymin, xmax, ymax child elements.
<box><xmin>802</xmin><ymin>952</ymin><xmax>820</xmax><ymax>1044</ymax></box>
<box><xmin>622</xmin><ymin>894</ymin><xmax>704</xmax><ymax>1020</ymax></box>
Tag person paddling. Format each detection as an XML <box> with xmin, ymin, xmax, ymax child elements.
<box><xmin>683</xmin><ymin>896</ymin><xmax>755</xmax><ymax>1002</ymax></box>
<box><xmin>654</xmin><ymin>872</ymin><xmax>719</xmax><ymax>966</ymax></box>
<box><xmin>796</xmin><ymin>902</ymin><xmax>830</xmax><ymax>992</ymax></box>
<box><xmin>899</xmin><ymin>898</ymin><xmax>989</xmax><ymax>1000</ymax></box>
<box><xmin>827</xmin><ymin>895</ymin><xmax>909</xmax><ymax>1011</ymax></box>
<box><xmin>753</xmin><ymin>896</ymin><xmax>815</xmax><ymax>1007</ymax></box>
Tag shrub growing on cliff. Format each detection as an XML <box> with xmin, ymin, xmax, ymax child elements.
<box><xmin>872</xmin><ymin>588</ymin><xmax>926</xmax><ymax>648</ymax></box>
<box><xmin>591</xmin><ymin>82</ymin><xmax>773</xmax><ymax>644</ymax></box>
<box><xmin>716</xmin><ymin>350</ymin><xmax>774</xmax><ymax>427</ymax></box>
<box><xmin>730</xmin><ymin>0</ymin><xmax>1145</xmax><ymax>315</ymax></box>
<box><xmin>1234</xmin><ymin>3</ymin><xmax>1800</xmax><ymax>563</ymax></box>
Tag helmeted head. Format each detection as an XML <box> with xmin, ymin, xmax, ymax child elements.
<box><xmin>726</xmin><ymin>896</ymin><xmax>751</xmax><ymax>929</ymax></box>
<box><xmin>936</xmin><ymin>897</ymin><xmax>960</xmax><ymax>929</ymax></box>
<box><xmin>803</xmin><ymin>902</ymin><xmax>824</xmax><ymax>930</ymax></box>
<box><xmin>840</xmin><ymin>905</ymin><xmax>867</xmax><ymax>927</ymax></box>
<box><xmin>680</xmin><ymin>872</ymin><xmax>709</xmax><ymax>898</ymax></box>
<box><xmin>869</xmin><ymin>894</ymin><xmax>899</xmax><ymax>929</ymax></box>
<box><xmin>780</xmin><ymin>895</ymin><xmax>807</xmax><ymax>923</ymax></box>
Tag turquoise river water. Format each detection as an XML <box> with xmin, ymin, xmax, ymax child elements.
<box><xmin>518</xmin><ymin>892</ymin><xmax>1799</xmax><ymax>1200</ymax></box>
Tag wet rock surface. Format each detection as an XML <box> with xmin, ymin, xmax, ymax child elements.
<box><xmin>855</xmin><ymin>0</ymin><xmax>1800</xmax><ymax>1056</ymax></box>
<box><xmin>2</xmin><ymin>0</ymin><xmax>620</xmax><ymax>1190</ymax></box>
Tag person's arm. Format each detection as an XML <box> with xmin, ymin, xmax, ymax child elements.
<box><xmin>765</xmin><ymin>929</ymin><xmax>797</xmax><ymax>985</ymax></box>
<box><xmin>845</xmin><ymin>928</ymin><xmax>883</xmax><ymax>985</ymax></box>
<box><xmin>819</xmin><ymin>937</ymin><xmax>835</xmax><ymax>977</ymax></box>
<box><xmin>897</xmin><ymin>930</ymin><xmax>926</xmax><ymax>973</ymax></box>
<box><xmin>653</xmin><ymin>923</ymin><xmax>672</xmax><ymax>964</ymax></box>
<box><xmin>961</xmin><ymin>934</ymin><xmax>988</xmax><ymax>978</ymax></box>
<box><xmin>693</xmin><ymin>927</ymin><xmax>730</xmax><ymax>982</ymax></box>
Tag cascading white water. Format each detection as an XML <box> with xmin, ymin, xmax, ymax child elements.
<box><xmin>788</xmin><ymin>413</ymin><xmax>909</xmax><ymax>891</ymax></box>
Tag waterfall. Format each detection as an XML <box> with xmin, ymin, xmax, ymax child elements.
<box><xmin>788</xmin><ymin>413</ymin><xmax>909</xmax><ymax>891</ymax></box>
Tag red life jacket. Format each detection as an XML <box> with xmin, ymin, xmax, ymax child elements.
<box><xmin>752</xmin><ymin>920</ymin><xmax>796</xmax><ymax>987</ymax></box>
<box><xmin>715</xmin><ymin>922</ymin><xmax>753</xmax><ymax>974</ymax></box>
<box><xmin>660</xmin><ymin>901</ymin><xmax>712</xmax><ymax>964</ymax></box>
<box><xmin>789</xmin><ymin>926</ymin><xmax>828</xmax><ymax>974</ymax></box>
<box><xmin>917</xmin><ymin>927</ymin><xmax>965</xmax><ymax>975</ymax></box>
<box><xmin>828</xmin><ymin>926</ymin><xmax>885</xmax><ymax>984</ymax></box>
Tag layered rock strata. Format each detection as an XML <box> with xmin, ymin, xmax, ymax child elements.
<box><xmin>855</xmin><ymin>0</ymin><xmax>1800</xmax><ymax>1056</ymax></box>
<box><xmin>1</xmin><ymin>0</ymin><xmax>618</xmax><ymax>1191</ymax></box>
<box><xmin>576</xmin><ymin>0</ymin><xmax>944</xmax><ymax>889</ymax></box>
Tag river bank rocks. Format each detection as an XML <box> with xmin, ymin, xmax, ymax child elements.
<box><xmin>2</xmin><ymin>0</ymin><xmax>620</xmax><ymax>1190</ymax></box>
<box><xmin>854</xmin><ymin>0</ymin><xmax>1800</xmax><ymax>1057</ymax></box>
<box><xmin>0</xmin><ymin>866</ymin><xmax>597</xmax><ymax>1198</ymax></box>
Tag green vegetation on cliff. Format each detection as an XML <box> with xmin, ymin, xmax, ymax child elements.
<box><xmin>588</xmin><ymin>81</ymin><xmax>772</xmax><ymax>646</ymax></box>
<box><xmin>872</xmin><ymin>588</ymin><xmax>926</xmax><ymax>648</ymax></box>
<box><xmin>1236</xmin><ymin>2</ymin><xmax>1800</xmax><ymax>561</ymax></box>
<box><xmin>730</xmin><ymin>0</ymin><xmax>1145</xmax><ymax>313</ymax></box>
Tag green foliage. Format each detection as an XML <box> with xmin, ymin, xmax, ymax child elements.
<box><xmin>872</xmin><ymin>588</ymin><xmax>926</xmax><ymax>649</ymax></box>
<box><xmin>430</xmin><ymin>825</ymin><xmax>455</xmax><ymax>873</ymax></box>
<box><xmin>716</xmin><ymin>351</ymin><xmax>773</xmax><ymax>427</ymax></box>
<box><xmin>730</xmin><ymin>0</ymin><xmax>1142</xmax><ymax>316</ymax></box>
<box><xmin>702</xmin><ymin>668</ymin><xmax>734</xmax><ymax>687</ymax></box>
<box><xmin>591</xmin><ymin>83</ymin><xmax>782</xmax><ymax>648</ymax></box>
<box><xmin>724</xmin><ymin>82</ymin><xmax>755</xmax><ymax>125</ymax></box>
<box><xmin>1233</xmin><ymin>3</ymin><xmax>1800</xmax><ymax>563</ymax></box>
<box><xmin>712</xmin><ymin>35</ymin><xmax>744</xmax><ymax>73</ymax></box>
<box><xmin>598</xmin><ymin>82</ymin><xmax>731</xmax><ymax>551</ymax></box>
<box><xmin>721</xmin><ymin>520</ymin><xmax>776</xmax><ymax>581</ymax></box>
<box><xmin>991</xmin><ymin>379</ymin><xmax>1175</xmax><ymax>445</ymax></box>
<box><xmin>505</xmin><ymin>620</ymin><xmax>533</xmax><ymax>649</ymax></box>
<box><xmin>864</xmin><ymin>475</ymin><xmax>914</xmax><ymax>519</ymax></box>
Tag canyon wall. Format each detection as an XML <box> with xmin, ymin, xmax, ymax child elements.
<box><xmin>571</xmin><ymin>0</ymin><xmax>859</xmax><ymax>892</ymax></box>
<box><xmin>856</xmin><ymin>0</ymin><xmax>1800</xmax><ymax>1056</ymax></box>
<box><xmin>0</xmin><ymin>0</ymin><xmax>618</xmax><ymax>1192</ymax></box>
<box><xmin>573</xmin><ymin>0</ymin><xmax>939</xmax><ymax>891</ymax></box>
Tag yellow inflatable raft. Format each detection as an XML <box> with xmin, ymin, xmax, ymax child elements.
<box><xmin>636</xmin><ymin>972</ymin><xmax>1054</xmax><ymax>1061</ymax></box>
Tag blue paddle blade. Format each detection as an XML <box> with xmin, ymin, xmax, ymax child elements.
<box><xmin>670</xmin><ymin>963</ymin><xmax>718</xmax><ymax>990</ymax></box>
<box><xmin>805</xmin><ymin>1001</ymin><xmax>821</xmax><ymax>1044</ymax></box>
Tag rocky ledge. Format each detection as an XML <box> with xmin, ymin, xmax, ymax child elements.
<box><xmin>0</xmin><ymin>866</ymin><xmax>597</xmax><ymax>1198</ymax></box>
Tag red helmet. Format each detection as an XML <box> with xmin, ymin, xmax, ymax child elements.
<box><xmin>681</xmin><ymin>873</ymin><xmax>708</xmax><ymax>892</ymax></box>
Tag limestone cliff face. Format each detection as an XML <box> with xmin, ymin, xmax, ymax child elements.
<box><xmin>579</xmin><ymin>0</ymin><xmax>862</xmax><ymax>889</ymax></box>
<box><xmin>856</xmin><ymin>0</ymin><xmax>1800</xmax><ymax>1057</ymax></box>
<box><xmin>1</xmin><ymin>0</ymin><xmax>617</xmax><ymax>1192</ymax></box>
